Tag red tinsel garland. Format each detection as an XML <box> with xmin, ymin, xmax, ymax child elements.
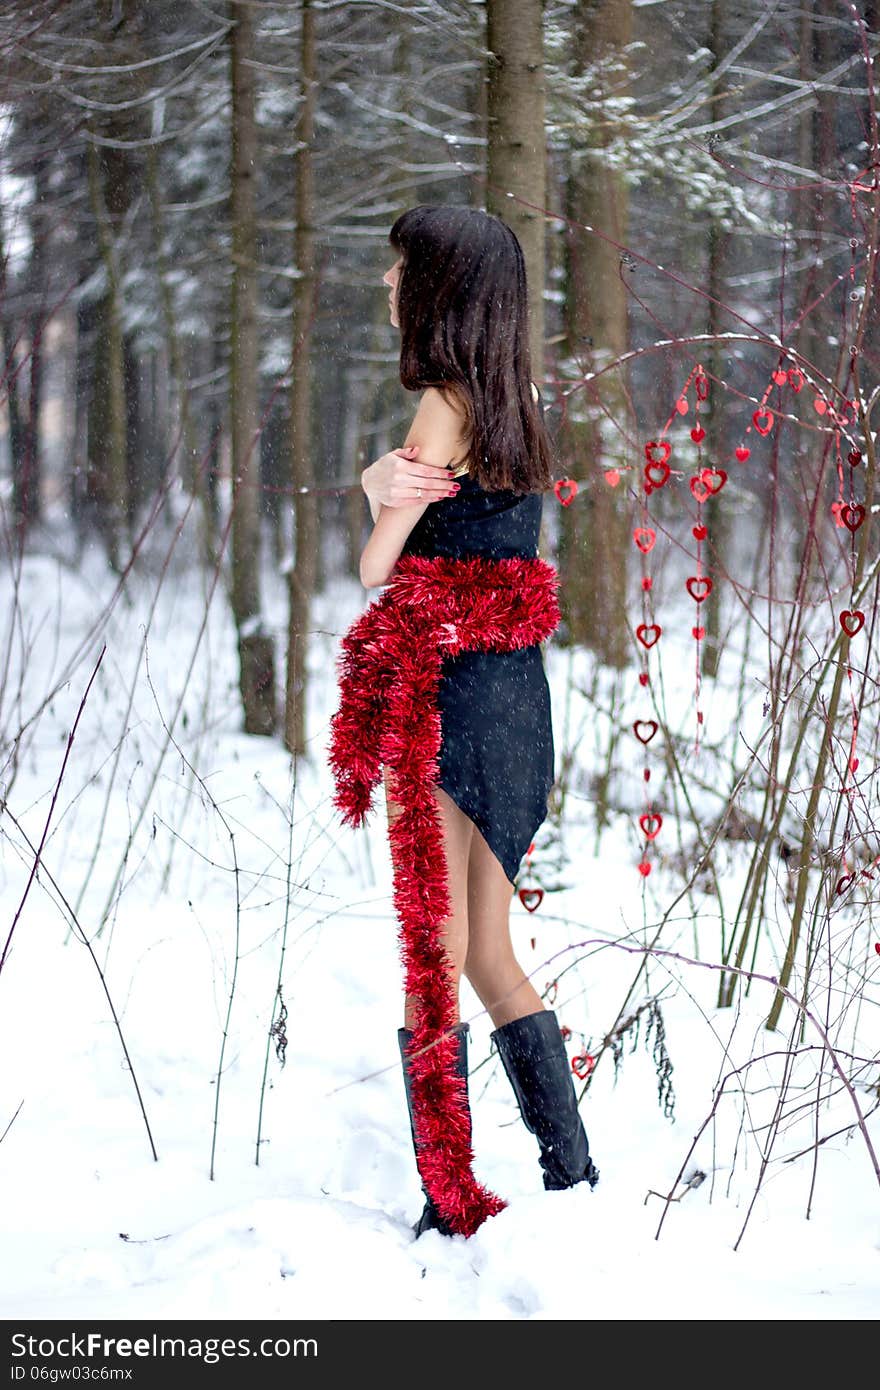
<box><xmin>328</xmin><ymin>553</ymin><xmax>561</xmax><ymax>1236</ymax></box>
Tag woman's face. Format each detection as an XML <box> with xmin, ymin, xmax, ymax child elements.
<box><xmin>383</xmin><ymin>256</ymin><xmax>402</xmax><ymax>329</ymax></box>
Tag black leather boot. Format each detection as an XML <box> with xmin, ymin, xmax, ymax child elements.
<box><xmin>490</xmin><ymin>1008</ymin><xmax>600</xmax><ymax>1191</ymax></box>
<box><xmin>398</xmin><ymin>1022</ymin><xmax>471</xmax><ymax>1238</ymax></box>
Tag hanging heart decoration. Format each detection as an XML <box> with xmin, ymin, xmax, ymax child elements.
<box><xmin>693</xmin><ymin>524</ymin><xmax>708</xmax><ymax>541</ymax></box>
<box><xmin>690</xmin><ymin>425</ymin><xmax>706</xmax><ymax>443</ymax></box>
<box><xmin>848</xmin><ymin>450</ymin><xmax>862</xmax><ymax>467</ymax></box>
<box><xmin>642</xmin><ymin>576</ymin><xmax>653</xmax><ymax>591</ymax></box>
<box><xmin>636</xmin><ymin>623</ymin><xmax>662</xmax><ymax>649</ymax></box>
<box><xmin>554</xmin><ymin>477</ymin><xmax>578</xmax><ymax>506</ymax></box>
<box><xmin>772</xmin><ymin>369</ymin><xmax>788</xmax><ymax>385</ymax></box>
<box><xmin>633</xmin><ymin>719</ymin><xmax>659</xmax><ymax>744</ymax></box>
<box><xmin>633</xmin><ymin>527</ymin><xmax>656</xmax><ymax>553</ymax></box>
<box><xmin>813</xmin><ymin>397</ymin><xmax>827</xmax><ymax>415</ymax></box>
<box><xmin>644</xmin><ymin>440</ymin><xmax>671</xmax><ymax>466</ymax></box>
<box><xmin>692</xmin><ymin>625</ymin><xmax>706</xmax><ymax>640</ymax></box>
<box><xmin>560</xmin><ymin>1024</ymin><xmax>572</xmax><ymax>1042</ymax></box>
<box><xmin>605</xmin><ymin>469</ymin><xmax>620</xmax><ymax>487</ymax></box>
<box><xmin>690</xmin><ymin>476</ymin><xmax>710</xmax><ymax>504</ymax></box>
<box><xmin>571</xmin><ymin>1053</ymin><xmax>595</xmax><ymax>1080</ymax></box>
<box><xmin>638</xmin><ymin>861</ymin><xmax>651</xmax><ymax>877</ymax></box>
<box><xmin>518</xmin><ymin>887</ymin><xmax>544</xmax><ymax>913</ymax></box>
<box><xmin>686</xmin><ymin>576</ymin><xmax>713</xmax><ymax>602</ymax></box>
<box><xmin>841</xmin><ymin>503</ymin><xmax>865</xmax><ymax>533</ymax></box>
<box><xmin>639</xmin><ymin>812</ymin><xmax>663</xmax><ymax>840</ymax></box>
<box><xmin>840</xmin><ymin>610</ymin><xmax>865</xmax><ymax>637</ymax></box>
<box><xmin>639</xmin><ymin>673</ymin><xmax>649</xmax><ymax>687</ymax></box>
<box><xmin>850</xmin><ymin>757</ymin><xmax>859</xmax><ymax>773</ymax></box>
<box><xmin>695</xmin><ymin>373</ymin><xmax>709</xmax><ymax>401</ymax></box>
<box><xmin>875</xmin><ymin>943</ymin><xmax>880</xmax><ymax>956</ymax></box>
<box><xmin>835</xmin><ymin>873</ymin><xmax>855</xmax><ymax>896</ymax></box>
<box><xmin>787</xmin><ymin>367</ymin><xmax>804</xmax><ymax>391</ymax></box>
<box><xmin>700</xmin><ymin>467</ymin><xmax>727</xmax><ymax>495</ymax></box>
<box><xmin>753</xmin><ymin>408</ymin><xmax>774</xmax><ymax>435</ymax></box>
<box><xmin>644</xmin><ymin>460</ymin><xmax>671</xmax><ymax>488</ymax></box>
<box><xmin>735</xmin><ymin>445</ymin><xmax>751</xmax><ymax>462</ymax></box>
<box><xmin>676</xmin><ymin>397</ymin><xmax>688</xmax><ymax>415</ymax></box>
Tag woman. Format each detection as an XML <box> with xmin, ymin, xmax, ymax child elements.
<box><xmin>329</xmin><ymin>205</ymin><xmax>599</xmax><ymax>1239</ymax></box>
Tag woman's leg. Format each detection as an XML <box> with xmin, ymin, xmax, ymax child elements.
<box><xmin>383</xmin><ymin>770</ymin><xmax>474</xmax><ymax>1030</ymax></box>
<box><xmin>463</xmin><ymin>826</ymin><xmax>544</xmax><ymax>1029</ymax></box>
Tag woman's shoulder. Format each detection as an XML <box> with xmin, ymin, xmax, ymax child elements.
<box><xmin>416</xmin><ymin>386</ymin><xmax>471</xmax><ymax>476</ymax></box>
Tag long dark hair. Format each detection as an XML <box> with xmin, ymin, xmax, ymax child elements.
<box><xmin>389</xmin><ymin>205</ymin><xmax>554</xmax><ymax>494</ymax></box>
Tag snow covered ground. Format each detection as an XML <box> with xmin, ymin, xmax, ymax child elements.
<box><xmin>1</xmin><ymin>514</ymin><xmax>878</xmax><ymax>1322</ymax></box>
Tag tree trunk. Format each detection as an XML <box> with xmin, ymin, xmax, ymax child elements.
<box><xmin>20</xmin><ymin>153</ymin><xmax>49</xmax><ymax>531</ymax></box>
<box><xmin>558</xmin><ymin>0</ymin><xmax>632</xmax><ymax>669</ymax></box>
<box><xmin>701</xmin><ymin>0</ymin><xmax>728</xmax><ymax>680</ymax></box>
<box><xmin>486</xmin><ymin>0</ymin><xmax>546</xmax><ymax>383</ymax></box>
<box><xmin>230</xmin><ymin>0</ymin><xmax>276</xmax><ymax>735</ymax></box>
<box><xmin>285</xmin><ymin>0</ymin><xmax>319</xmax><ymax>756</ymax></box>
<box><xmin>86</xmin><ymin>139</ymin><xmax>128</xmax><ymax>570</ymax></box>
<box><xmin>0</xmin><ymin>206</ymin><xmax>26</xmax><ymax>534</ymax></box>
<box><xmin>146</xmin><ymin>140</ymin><xmax>215</xmax><ymax>565</ymax></box>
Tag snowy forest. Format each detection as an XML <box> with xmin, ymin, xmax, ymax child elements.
<box><xmin>1</xmin><ymin>0</ymin><xmax>879</xmax><ymax>1325</ymax></box>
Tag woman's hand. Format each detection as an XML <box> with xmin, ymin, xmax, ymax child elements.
<box><xmin>362</xmin><ymin>444</ymin><xmax>456</xmax><ymax>508</ymax></box>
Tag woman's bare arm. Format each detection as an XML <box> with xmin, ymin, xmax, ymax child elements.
<box><xmin>359</xmin><ymin>388</ymin><xmax>469</xmax><ymax>588</ymax></box>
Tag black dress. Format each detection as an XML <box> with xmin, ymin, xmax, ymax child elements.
<box><xmin>398</xmin><ymin>470</ymin><xmax>556</xmax><ymax>887</ymax></box>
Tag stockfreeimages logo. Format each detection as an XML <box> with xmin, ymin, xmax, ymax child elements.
<box><xmin>10</xmin><ymin>1333</ymin><xmax>318</xmax><ymax>1366</ymax></box>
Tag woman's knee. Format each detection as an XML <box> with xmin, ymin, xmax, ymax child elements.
<box><xmin>463</xmin><ymin>938</ymin><xmax>518</xmax><ymax>994</ymax></box>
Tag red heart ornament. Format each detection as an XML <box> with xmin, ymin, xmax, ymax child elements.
<box><xmin>695</xmin><ymin>374</ymin><xmax>709</xmax><ymax>401</ymax></box>
<box><xmin>850</xmin><ymin>757</ymin><xmax>859</xmax><ymax>773</ymax></box>
<box><xmin>840</xmin><ymin>610</ymin><xmax>865</xmax><ymax>637</ymax></box>
<box><xmin>842</xmin><ymin>504</ymin><xmax>865</xmax><ymax>532</ymax></box>
<box><xmin>642</xmin><ymin>576</ymin><xmax>653</xmax><ymax>591</ymax></box>
<box><xmin>787</xmin><ymin>368</ymin><xmax>804</xmax><ymax>392</ymax></box>
<box><xmin>693</xmin><ymin>524</ymin><xmax>708</xmax><ymax>541</ymax></box>
<box><xmin>636</xmin><ymin>623</ymin><xmax>661</xmax><ymax>649</ymax></box>
<box><xmin>638</xmin><ymin>861</ymin><xmax>651</xmax><ymax>877</ymax></box>
<box><xmin>835</xmin><ymin>873</ymin><xmax>855</xmax><ymax>896</ymax></box>
<box><xmin>518</xmin><ymin>887</ymin><xmax>544</xmax><ymax>913</ymax></box>
<box><xmin>772</xmin><ymin>369</ymin><xmax>788</xmax><ymax>385</ymax></box>
<box><xmin>690</xmin><ymin>476</ymin><xmax>710</xmax><ymax>503</ymax></box>
<box><xmin>701</xmin><ymin>467</ymin><xmax>727</xmax><ymax>495</ymax></box>
<box><xmin>571</xmin><ymin>1053</ymin><xmax>595</xmax><ymax>1080</ymax></box>
<box><xmin>813</xmin><ymin>396</ymin><xmax>827</xmax><ymax>415</ymax></box>
<box><xmin>638</xmin><ymin>673</ymin><xmax>649</xmax><ymax>687</ymax></box>
<box><xmin>633</xmin><ymin>527</ymin><xmax>656</xmax><ymax>554</ymax></box>
<box><xmin>560</xmin><ymin>1024</ymin><xmax>572</xmax><ymax>1042</ymax></box>
<box><xmin>644</xmin><ymin>460</ymin><xmax>671</xmax><ymax>488</ymax></box>
<box><xmin>686</xmin><ymin>576</ymin><xmax>713</xmax><ymax>602</ymax></box>
<box><xmin>690</xmin><ymin>425</ymin><xmax>706</xmax><ymax>444</ymax></box>
<box><xmin>735</xmin><ymin>446</ymin><xmax>751</xmax><ymax>462</ymax></box>
<box><xmin>644</xmin><ymin>440</ymin><xmax>671</xmax><ymax>466</ymax></box>
<box><xmin>874</xmin><ymin>942</ymin><xmax>880</xmax><ymax>955</ymax></box>
<box><xmin>643</xmin><ymin>769</ymin><xmax>651</xmax><ymax>781</ymax></box>
<box><xmin>848</xmin><ymin>450</ymin><xmax>862</xmax><ymax>467</ymax></box>
<box><xmin>676</xmin><ymin>398</ymin><xmax>689</xmax><ymax>415</ymax></box>
<box><xmin>633</xmin><ymin>719</ymin><xmax>659</xmax><ymax>744</ymax></box>
<box><xmin>605</xmin><ymin>469</ymin><xmax>620</xmax><ymax>487</ymax></box>
<box><xmin>753</xmin><ymin>409</ymin><xmax>774</xmax><ymax>435</ymax></box>
<box><xmin>639</xmin><ymin>812</ymin><xmax>663</xmax><ymax>840</ymax></box>
<box><xmin>692</xmin><ymin>625</ymin><xmax>706</xmax><ymax>640</ymax></box>
<box><xmin>554</xmin><ymin>477</ymin><xmax>578</xmax><ymax>506</ymax></box>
